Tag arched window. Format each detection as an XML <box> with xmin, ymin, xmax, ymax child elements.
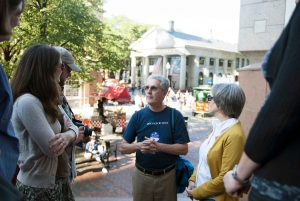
<box><xmin>218</xmin><ymin>73</ymin><xmax>222</xmax><ymax>77</ymax></box>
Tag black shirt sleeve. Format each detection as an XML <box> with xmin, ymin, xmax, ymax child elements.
<box><xmin>245</xmin><ymin>5</ymin><xmax>300</xmax><ymax>165</ymax></box>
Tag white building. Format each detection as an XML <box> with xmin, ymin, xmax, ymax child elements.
<box><xmin>129</xmin><ymin>21</ymin><xmax>248</xmax><ymax>90</ymax></box>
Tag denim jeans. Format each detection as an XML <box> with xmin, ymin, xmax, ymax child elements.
<box><xmin>92</xmin><ymin>150</ymin><xmax>107</xmax><ymax>168</ymax></box>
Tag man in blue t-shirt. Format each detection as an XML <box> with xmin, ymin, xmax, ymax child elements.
<box><xmin>120</xmin><ymin>74</ymin><xmax>190</xmax><ymax>201</ymax></box>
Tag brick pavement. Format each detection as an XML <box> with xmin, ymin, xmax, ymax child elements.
<box><xmin>72</xmin><ymin>105</ymin><xmax>215</xmax><ymax>200</ymax></box>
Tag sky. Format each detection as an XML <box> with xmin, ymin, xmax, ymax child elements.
<box><xmin>103</xmin><ymin>0</ymin><xmax>241</xmax><ymax>44</ymax></box>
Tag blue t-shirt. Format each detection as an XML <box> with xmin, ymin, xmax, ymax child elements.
<box><xmin>0</xmin><ymin>64</ymin><xmax>19</xmax><ymax>181</ymax></box>
<box><xmin>123</xmin><ymin>106</ymin><xmax>190</xmax><ymax>170</ymax></box>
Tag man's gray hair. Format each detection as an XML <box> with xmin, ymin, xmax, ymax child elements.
<box><xmin>211</xmin><ymin>83</ymin><xmax>245</xmax><ymax>118</ymax></box>
<box><xmin>147</xmin><ymin>74</ymin><xmax>170</xmax><ymax>91</ymax></box>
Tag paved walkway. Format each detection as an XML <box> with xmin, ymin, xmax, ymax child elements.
<box><xmin>72</xmin><ymin>104</ymin><xmax>216</xmax><ymax>200</ymax></box>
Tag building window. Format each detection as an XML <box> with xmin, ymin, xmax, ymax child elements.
<box><xmin>208</xmin><ymin>72</ymin><xmax>213</xmax><ymax>86</ymax></box>
<box><xmin>199</xmin><ymin>57</ymin><xmax>205</xmax><ymax>65</ymax></box>
<box><xmin>150</xmin><ymin>58</ymin><xmax>155</xmax><ymax>65</ymax></box>
<box><xmin>228</xmin><ymin>60</ymin><xmax>232</xmax><ymax>67</ymax></box>
<box><xmin>169</xmin><ymin>57</ymin><xmax>181</xmax><ymax>75</ymax></box>
<box><xmin>219</xmin><ymin>59</ymin><xmax>224</xmax><ymax>67</ymax></box>
<box><xmin>236</xmin><ymin>58</ymin><xmax>240</xmax><ymax>68</ymax></box>
<box><xmin>218</xmin><ymin>73</ymin><xmax>222</xmax><ymax>77</ymax></box>
<box><xmin>65</xmin><ymin>80</ymin><xmax>80</xmax><ymax>96</ymax></box>
<box><xmin>241</xmin><ymin>58</ymin><xmax>245</xmax><ymax>67</ymax></box>
<box><xmin>186</xmin><ymin>57</ymin><xmax>189</xmax><ymax>65</ymax></box>
<box><xmin>246</xmin><ymin>59</ymin><xmax>249</xmax><ymax>66</ymax></box>
<box><xmin>199</xmin><ymin>72</ymin><xmax>203</xmax><ymax>86</ymax></box>
<box><xmin>210</xmin><ymin>58</ymin><xmax>215</xmax><ymax>66</ymax></box>
<box><xmin>109</xmin><ymin>72</ymin><xmax>115</xmax><ymax>78</ymax></box>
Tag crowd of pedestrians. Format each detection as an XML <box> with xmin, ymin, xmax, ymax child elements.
<box><xmin>1</xmin><ymin>0</ymin><xmax>300</xmax><ymax>200</ymax></box>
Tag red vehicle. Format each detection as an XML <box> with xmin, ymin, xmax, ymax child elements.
<box><xmin>91</xmin><ymin>79</ymin><xmax>131</xmax><ymax>103</ymax></box>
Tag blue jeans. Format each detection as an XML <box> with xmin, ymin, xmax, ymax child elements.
<box><xmin>92</xmin><ymin>150</ymin><xmax>107</xmax><ymax>168</ymax></box>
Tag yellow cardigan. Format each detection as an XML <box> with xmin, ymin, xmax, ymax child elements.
<box><xmin>189</xmin><ymin>121</ymin><xmax>245</xmax><ymax>201</ymax></box>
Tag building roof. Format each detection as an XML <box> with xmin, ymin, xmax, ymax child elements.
<box><xmin>168</xmin><ymin>30</ymin><xmax>239</xmax><ymax>52</ymax></box>
<box><xmin>129</xmin><ymin>26</ymin><xmax>239</xmax><ymax>53</ymax></box>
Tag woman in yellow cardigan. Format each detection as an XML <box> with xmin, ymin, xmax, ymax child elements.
<box><xmin>186</xmin><ymin>83</ymin><xmax>246</xmax><ymax>201</ymax></box>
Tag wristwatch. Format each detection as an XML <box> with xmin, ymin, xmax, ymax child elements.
<box><xmin>231</xmin><ymin>164</ymin><xmax>250</xmax><ymax>184</ymax></box>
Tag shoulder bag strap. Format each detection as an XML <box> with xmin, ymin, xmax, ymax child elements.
<box><xmin>170</xmin><ymin>108</ymin><xmax>180</xmax><ymax>159</ymax></box>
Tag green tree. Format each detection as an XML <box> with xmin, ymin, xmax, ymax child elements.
<box><xmin>103</xmin><ymin>15</ymin><xmax>154</xmax><ymax>74</ymax></box>
<box><xmin>0</xmin><ymin>0</ymin><xmax>125</xmax><ymax>82</ymax></box>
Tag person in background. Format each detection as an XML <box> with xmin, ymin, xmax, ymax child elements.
<box><xmin>134</xmin><ymin>94</ymin><xmax>142</xmax><ymax>111</ymax></box>
<box><xmin>120</xmin><ymin>74</ymin><xmax>190</xmax><ymax>201</ymax></box>
<box><xmin>84</xmin><ymin>135</ymin><xmax>108</xmax><ymax>173</ymax></box>
<box><xmin>186</xmin><ymin>83</ymin><xmax>246</xmax><ymax>201</ymax></box>
<box><xmin>97</xmin><ymin>99</ymin><xmax>104</xmax><ymax>118</ymax></box>
<box><xmin>0</xmin><ymin>0</ymin><xmax>25</xmax><ymax>200</ymax></box>
<box><xmin>223</xmin><ymin>1</ymin><xmax>300</xmax><ymax>200</ymax></box>
<box><xmin>11</xmin><ymin>44</ymin><xmax>78</xmax><ymax>200</ymax></box>
<box><xmin>52</xmin><ymin>46</ymin><xmax>84</xmax><ymax>182</ymax></box>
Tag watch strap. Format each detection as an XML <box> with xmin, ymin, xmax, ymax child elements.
<box><xmin>231</xmin><ymin>164</ymin><xmax>250</xmax><ymax>184</ymax></box>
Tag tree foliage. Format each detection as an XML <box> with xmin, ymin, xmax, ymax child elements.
<box><xmin>0</xmin><ymin>0</ymin><xmax>125</xmax><ymax>82</ymax></box>
<box><xmin>0</xmin><ymin>0</ymin><xmax>154</xmax><ymax>83</ymax></box>
<box><xmin>103</xmin><ymin>15</ymin><xmax>154</xmax><ymax>71</ymax></box>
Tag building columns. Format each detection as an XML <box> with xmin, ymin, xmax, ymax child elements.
<box><xmin>223</xmin><ymin>59</ymin><xmax>228</xmax><ymax>77</ymax></box>
<box><xmin>163</xmin><ymin>55</ymin><xmax>167</xmax><ymax>77</ymax></box>
<box><xmin>213</xmin><ymin>58</ymin><xmax>218</xmax><ymax>85</ymax></box>
<box><xmin>203</xmin><ymin>57</ymin><xmax>209</xmax><ymax>85</ymax></box>
<box><xmin>143</xmin><ymin>56</ymin><xmax>150</xmax><ymax>83</ymax></box>
<box><xmin>232</xmin><ymin>60</ymin><xmax>236</xmax><ymax>78</ymax></box>
<box><xmin>194</xmin><ymin>56</ymin><xmax>200</xmax><ymax>87</ymax></box>
<box><xmin>131</xmin><ymin>56</ymin><xmax>136</xmax><ymax>85</ymax></box>
<box><xmin>180</xmin><ymin>55</ymin><xmax>186</xmax><ymax>90</ymax></box>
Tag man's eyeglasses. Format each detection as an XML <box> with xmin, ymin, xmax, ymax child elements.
<box><xmin>63</xmin><ymin>63</ymin><xmax>72</xmax><ymax>73</ymax></box>
<box><xmin>143</xmin><ymin>86</ymin><xmax>161</xmax><ymax>92</ymax></box>
<box><xmin>207</xmin><ymin>95</ymin><xmax>213</xmax><ymax>101</ymax></box>
<box><xmin>58</xmin><ymin>63</ymin><xmax>65</xmax><ymax>70</ymax></box>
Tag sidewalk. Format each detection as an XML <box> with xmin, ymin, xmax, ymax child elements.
<box><xmin>72</xmin><ymin>104</ymin><xmax>215</xmax><ymax>200</ymax></box>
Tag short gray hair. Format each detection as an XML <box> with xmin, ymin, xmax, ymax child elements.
<box><xmin>211</xmin><ymin>83</ymin><xmax>245</xmax><ymax>118</ymax></box>
<box><xmin>147</xmin><ymin>74</ymin><xmax>170</xmax><ymax>91</ymax></box>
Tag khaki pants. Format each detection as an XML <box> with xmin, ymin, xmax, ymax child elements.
<box><xmin>132</xmin><ymin>166</ymin><xmax>177</xmax><ymax>201</ymax></box>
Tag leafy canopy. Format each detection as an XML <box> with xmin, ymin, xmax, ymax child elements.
<box><xmin>0</xmin><ymin>0</ymin><xmax>154</xmax><ymax>83</ymax></box>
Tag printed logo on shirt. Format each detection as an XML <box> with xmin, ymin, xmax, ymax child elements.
<box><xmin>147</xmin><ymin>122</ymin><xmax>169</xmax><ymax>125</ymax></box>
